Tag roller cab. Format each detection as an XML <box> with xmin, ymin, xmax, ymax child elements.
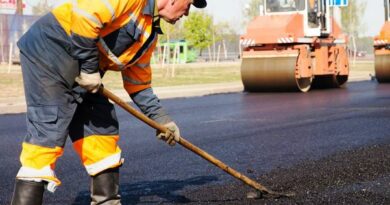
<box><xmin>240</xmin><ymin>0</ymin><xmax>349</xmax><ymax>92</ymax></box>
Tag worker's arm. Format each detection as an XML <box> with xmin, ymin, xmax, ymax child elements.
<box><xmin>121</xmin><ymin>38</ymin><xmax>157</xmax><ymax>94</ymax></box>
<box><xmin>123</xmin><ymin>40</ymin><xmax>164</xmax><ymax>122</ymax></box>
<box><xmin>130</xmin><ymin>88</ymin><xmax>172</xmax><ymax>124</ymax></box>
<box><xmin>125</xmin><ymin>42</ymin><xmax>180</xmax><ymax>146</ymax></box>
<box><xmin>130</xmin><ymin>88</ymin><xmax>180</xmax><ymax>146</ymax></box>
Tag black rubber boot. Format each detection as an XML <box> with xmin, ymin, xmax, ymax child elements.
<box><xmin>91</xmin><ymin>167</ymin><xmax>121</xmax><ymax>205</ymax></box>
<box><xmin>11</xmin><ymin>179</ymin><xmax>44</xmax><ymax>205</ymax></box>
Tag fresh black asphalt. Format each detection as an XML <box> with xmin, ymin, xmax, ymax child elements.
<box><xmin>0</xmin><ymin>81</ymin><xmax>389</xmax><ymax>204</ymax></box>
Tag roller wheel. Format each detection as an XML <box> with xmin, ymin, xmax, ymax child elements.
<box><xmin>241</xmin><ymin>56</ymin><xmax>312</xmax><ymax>92</ymax></box>
<box><xmin>311</xmin><ymin>75</ymin><xmax>348</xmax><ymax>89</ymax></box>
<box><xmin>375</xmin><ymin>54</ymin><xmax>390</xmax><ymax>83</ymax></box>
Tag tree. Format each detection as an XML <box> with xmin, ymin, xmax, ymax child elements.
<box><xmin>157</xmin><ymin>20</ymin><xmax>183</xmax><ymax>75</ymax></box>
<box><xmin>340</xmin><ymin>1</ymin><xmax>367</xmax><ymax>62</ymax></box>
<box><xmin>214</xmin><ymin>21</ymin><xmax>236</xmax><ymax>43</ymax></box>
<box><xmin>213</xmin><ymin>21</ymin><xmax>237</xmax><ymax>60</ymax></box>
<box><xmin>243</xmin><ymin>0</ymin><xmax>263</xmax><ymax>22</ymax></box>
<box><xmin>159</xmin><ymin>20</ymin><xmax>184</xmax><ymax>43</ymax></box>
<box><xmin>183</xmin><ymin>11</ymin><xmax>213</xmax><ymax>55</ymax></box>
<box><xmin>356</xmin><ymin>36</ymin><xmax>373</xmax><ymax>54</ymax></box>
<box><xmin>340</xmin><ymin>1</ymin><xmax>366</xmax><ymax>37</ymax></box>
<box><xmin>32</xmin><ymin>0</ymin><xmax>52</xmax><ymax>15</ymax></box>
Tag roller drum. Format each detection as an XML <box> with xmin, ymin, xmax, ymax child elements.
<box><xmin>375</xmin><ymin>54</ymin><xmax>390</xmax><ymax>83</ymax></box>
<box><xmin>241</xmin><ymin>56</ymin><xmax>312</xmax><ymax>92</ymax></box>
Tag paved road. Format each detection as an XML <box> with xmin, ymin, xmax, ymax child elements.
<box><xmin>0</xmin><ymin>81</ymin><xmax>389</xmax><ymax>204</ymax></box>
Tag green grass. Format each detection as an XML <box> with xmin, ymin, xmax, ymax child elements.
<box><xmin>102</xmin><ymin>63</ymin><xmax>242</xmax><ymax>89</ymax></box>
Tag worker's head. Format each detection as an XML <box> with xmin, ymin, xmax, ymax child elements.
<box><xmin>158</xmin><ymin>0</ymin><xmax>207</xmax><ymax>24</ymax></box>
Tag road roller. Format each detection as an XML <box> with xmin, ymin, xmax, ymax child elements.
<box><xmin>240</xmin><ymin>0</ymin><xmax>349</xmax><ymax>92</ymax></box>
<box><xmin>374</xmin><ymin>0</ymin><xmax>390</xmax><ymax>83</ymax></box>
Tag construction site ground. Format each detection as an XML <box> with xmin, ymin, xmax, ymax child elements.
<box><xmin>0</xmin><ymin>79</ymin><xmax>389</xmax><ymax>204</ymax></box>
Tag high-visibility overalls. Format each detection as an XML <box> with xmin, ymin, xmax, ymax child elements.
<box><xmin>16</xmin><ymin>0</ymin><xmax>162</xmax><ymax>192</ymax></box>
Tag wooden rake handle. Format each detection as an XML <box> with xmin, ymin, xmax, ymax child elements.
<box><xmin>99</xmin><ymin>87</ymin><xmax>284</xmax><ymax>196</ymax></box>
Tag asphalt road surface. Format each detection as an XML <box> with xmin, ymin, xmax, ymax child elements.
<box><xmin>0</xmin><ymin>81</ymin><xmax>389</xmax><ymax>205</ymax></box>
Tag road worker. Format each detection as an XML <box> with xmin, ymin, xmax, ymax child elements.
<box><xmin>10</xmin><ymin>0</ymin><xmax>207</xmax><ymax>204</ymax></box>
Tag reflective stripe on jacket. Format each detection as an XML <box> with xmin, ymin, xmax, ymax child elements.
<box><xmin>52</xmin><ymin>0</ymin><xmax>159</xmax><ymax>94</ymax></box>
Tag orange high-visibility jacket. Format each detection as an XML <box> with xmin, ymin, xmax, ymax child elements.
<box><xmin>52</xmin><ymin>0</ymin><xmax>161</xmax><ymax>94</ymax></box>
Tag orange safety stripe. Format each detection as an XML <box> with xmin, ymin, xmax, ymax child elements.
<box><xmin>122</xmin><ymin>39</ymin><xmax>157</xmax><ymax>94</ymax></box>
<box><xmin>98</xmin><ymin>10</ymin><xmax>154</xmax><ymax>71</ymax></box>
<box><xmin>20</xmin><ymin>142</ymin><xmax>64</xmax><ymax>170</ymax></box>
<box><xmin>98</xmin><ymin>10</ymin><xmax>152</xmax><ymax>71</ymax></box>
<box><xmin>73</xmin><ymin>135</ymin><xmax>122</xmax><ymax>175</ymax></box>
<box><xmin>117</xmin><ymin>17</ymin><xmax>152</xmax><ymax>65</ymax></box>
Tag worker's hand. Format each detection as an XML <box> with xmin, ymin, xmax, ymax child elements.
<box><xmin>156</xmin><ymin>121</ymin><xmax>180</xmax><ymax>146</ymax></box>
<box><xmin>75</xmin><ymin>72</ymin><xmax>102</xmax><ymax>93</ymax></box>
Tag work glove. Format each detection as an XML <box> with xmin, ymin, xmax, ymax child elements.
<box><xmin>156</xmin><ymin>121</ymin><xmax>181</xmax><ymax>146</ymax></box>
<box><xmin>75</xmin><ymin>72</ymin><xmax>102</xmax><ymax>93</ymax></box>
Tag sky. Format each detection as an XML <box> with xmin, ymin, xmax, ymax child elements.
<box><xmin>2</xmin><ymin>0</ymin><xmax>384</xmax><ymax>37</ymax></box>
